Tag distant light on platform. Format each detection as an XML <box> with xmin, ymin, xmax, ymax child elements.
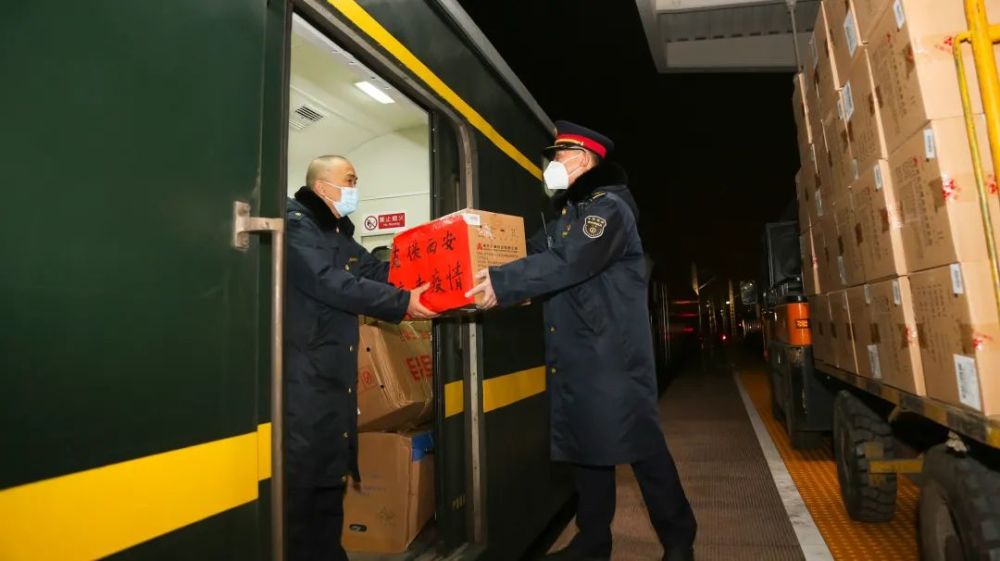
<box><xmin>354</xmin><ymin>81</ymin><xmax>395</xmax><ymax>104</ymax></box>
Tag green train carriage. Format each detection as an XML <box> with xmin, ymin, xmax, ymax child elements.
<box><xmin>0</xmin><ymin>1</ymin><xmax>574</xmax><ymax>559</ymax></box>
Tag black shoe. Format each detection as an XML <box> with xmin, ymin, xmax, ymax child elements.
<box><xmin>542</xmin><ymin>546</ymin><xmax>610</xmax><ymax>561</ymax></box>
<box><xmin>663</xmin><ymin>547</ymin><xmax>694</xmax><ymax>561</ymax></box>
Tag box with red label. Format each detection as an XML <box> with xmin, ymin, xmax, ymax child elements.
<box><xmin>357</xmin><ymin>321</ymin><xmax>433</xmax><ymax>432</ymax></box>
<box><xmin>388</xmin><ymin>209</ymin><xmax>527</xmax><ymax>313</ymax></box>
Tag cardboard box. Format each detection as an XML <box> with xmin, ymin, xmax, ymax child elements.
<box><xmin>842</xmin><ymin>47</ymin><xmax>887</xmax><ymax>175</ymax></box>
<box><xmin>389</xmin><ymin>209</ymin><xmax>527</xmax><ymax>313</ymax></box>
<box><xmin>809</xmin><ymin>293</ymin><xmax>836</xmax><ymax>364</ymax></box>
<box><xmin>868</xmin><ymin>0</ymin><xmax>1000</xmax><ymax>154</ymax></box>
<box><xmin>910</xmin><ymin>262</ymin><xmax>1000</xmax><ymax>415</ymax></box>
<box><xmin>823</xmin><ymin>104</ymin><xmax>857</xmax><ymax>199</ymax></box>
<box><xmin>796</xmin><ymin>165</ymin><xmax>823</xmax><ymax>231</ymax></box>
<box><xmin>846</xmin><ymin>285</ymin><xmax>875</xmax><ymax>378</ymax></box>
<box><xmin>801</xmin><ymin>228</ymin><xmax>822</xmax><ymax>295</ymax></box>
<box><xmin>357</xmin><ymin>321</ymin><xmax>433</xmax><ymax>432</ymax></box>
<box><xmin>853</xmin><ymin>0</ymin><xmax>893</xmax><ymax>43</ymax></box>
<box><xmin>343</xmin><ymin>431</ymin><xmax>435</xmax><ymax>554</ymax></box>
<box><xmin>833</xmin><ymin>190</ymin><xmax>866</xmax><ymax>288</ymax></box>
<box><xmin>816</xmin><ymin>214</ymin><xmax>839</xmax><ymax>291</ymax></box>
<box><xmin>811</xmin><ymin>2</ymin><xmax>842</xmax><ymax>116</ymax></box>
<box><xmin>867</xmin><ymin>277</ymin><xmax>926</xmax><ymax>395</ymax></box>
<box><xmin>890</xmin><ymin>116</ymin><xmax>997</xmax><ymax>273</ymax></box>
<box><xmin>825</xmin><ymin>0</ymin><xmax>864</xmax><ymax>85</ymax></box>
<box><xmin>830</xmin><ymin>289</ymin><xmax>860</xmax><ymax>373</ymax></box>
<box><xmin>853</xmin><ymin>160</ymin><xmax>907</xmax><ymax>282</ymax></box>
<box><xmin>794</xmin><ymin>73</ymin><xmax>815</xmax><ymax>150</ymax></box>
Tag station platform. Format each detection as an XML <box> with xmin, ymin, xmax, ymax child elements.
<box><xmin>547</xmin><ymin>348</ymin><xmax>920</xmax><ymax>561</ymax></box>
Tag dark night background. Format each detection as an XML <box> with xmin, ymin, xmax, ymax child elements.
<box><xmin>457</xmin><ymin>1</ymin><xmax>802</xmax><ymax>298</ymax></box>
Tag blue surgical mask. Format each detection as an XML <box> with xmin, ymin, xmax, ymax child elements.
<box><xmin>319</xmin><ymin>181</ymin><xmax>359</xmax><ymax>217</ymax></box>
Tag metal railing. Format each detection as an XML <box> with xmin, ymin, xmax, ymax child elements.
<box><xmin>954</xmin><ymin>0</ymin><xmax>1000</xmax><ymax>322</ymax></box>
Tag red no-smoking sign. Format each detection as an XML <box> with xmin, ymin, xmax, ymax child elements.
<box><xmin>362</xmin><ymin>212</ymin><xmax>407</xmax><ymax>233</ymax></box>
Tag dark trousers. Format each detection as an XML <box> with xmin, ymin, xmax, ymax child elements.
<box><xmin>287</xmin><ymin>486</ymin><xmax>348</xmax><ymax>561</ymax></box>
<box><xmin>569</xmin><ymin>438</ymin><xmax>697</xmax><ymax>556</ymax></box>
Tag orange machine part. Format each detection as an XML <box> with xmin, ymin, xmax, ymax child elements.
<box><xmin>776</xmin><ymin>302</ymin><xmax>811</xmax><ymax>346</ymax></box>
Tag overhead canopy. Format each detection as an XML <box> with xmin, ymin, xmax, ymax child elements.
<box><xmin>636</xmin><ymin>0</ymin><xmax>819</xmax><ymax>72</ymax></box>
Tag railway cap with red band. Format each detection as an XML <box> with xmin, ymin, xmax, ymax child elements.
<box><xmin>543</xmin><ymin>120</ymin><xmax>615</xmax><ymax>159</ymax></box>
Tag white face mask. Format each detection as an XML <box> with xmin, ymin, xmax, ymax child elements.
<box><xmin>543</xmin><ymin>154</ymin><xmax>582</xmax><ymax>191</ymax></box>
<box><xmin>318</xmin><ymin>181</ymin><xmax>359</xmax><ymax>217</ymax></box>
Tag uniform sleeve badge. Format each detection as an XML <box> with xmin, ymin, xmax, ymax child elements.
<box><xmin>583</xmin><ymin>215</ymin><xmax>607</xmax><ymax>239</ymax></box>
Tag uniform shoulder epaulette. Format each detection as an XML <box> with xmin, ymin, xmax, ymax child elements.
<box><xmin>587</xmin><ymin>191</ymin><xmax>607</xmax><ymax>202</ymax></box>
<box><xmin>289</xmin><ymin>211</ymin><xmax>305</xmax><ymax>221</ymax></box>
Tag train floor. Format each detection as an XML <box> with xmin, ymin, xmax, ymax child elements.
<box><xmin>545</xmin><ymin>346</ymin><xmax>919</xmax><ymax>561</ymax></box>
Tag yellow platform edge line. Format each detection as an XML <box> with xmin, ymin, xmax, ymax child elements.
<box><xmin>483</xmin><ymin>366</ymin><xmax>547</xmax><ymax>413</ymax></box>
<box><xmin>0</xmin><ymin>429</ymin><xmax>262</xmax><ymax>561</ymax></box>
<box><xmin>326</xmin><ymin>0</ymin><xmax>543</xmax><ymax>180</ymax></box>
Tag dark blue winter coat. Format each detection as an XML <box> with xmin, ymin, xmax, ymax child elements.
<box><xmin>489</xmin><ymin>163</ymin><xmax>663</xmax><ymax>466</ymax></box>
<box><xmin>284</xmin><ymin>187</ymin><xmax>410</xmax><ymax>487</ymax></box>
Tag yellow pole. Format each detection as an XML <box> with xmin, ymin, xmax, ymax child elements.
<box><xmin>962</xmin><ymin>0</ymin><xmax>1000</xmax><ymax>320</ymax></box>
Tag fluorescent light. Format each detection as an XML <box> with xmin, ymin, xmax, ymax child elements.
<box><xmin>354</xmin><ymin>81</ymin><xmax>395</xmax><ymax>104</ymax></box>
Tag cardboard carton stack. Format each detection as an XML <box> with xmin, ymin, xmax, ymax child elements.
<box><xmin>346</xmin><ymin>320</ymin><xmax>435</xmax><ymax>553</ymax></box>
<box><xmin>792</xmin><ymin>0</ymin><xmax>1000</xmax><ymax>415</ymax></box>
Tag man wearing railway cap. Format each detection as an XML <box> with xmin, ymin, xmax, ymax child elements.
<box><xmin>466</xmin><ymin>122</ymin><xmax>697</xmax><ymax>561</ymax></box>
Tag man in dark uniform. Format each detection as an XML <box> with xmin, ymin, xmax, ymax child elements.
<box><xmin>284</xmin><ymin>155</ymin><xmax>437</xmax><ymax>561</ymax></box>
<box><xmin>466</xmin><ymin>123</ymin><xmax>697</xmax><ymax>561</ymax></box>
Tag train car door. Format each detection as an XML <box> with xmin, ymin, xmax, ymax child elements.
<box><xmin>0</xmin><ymin>2</ymin><xmax>286</xmax><ymax>560</ymax></box>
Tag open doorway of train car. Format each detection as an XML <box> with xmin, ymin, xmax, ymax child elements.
<box><xmin>287</xmin><ymin>13</ymin><xmax>455</xmax><ymax>560</ymax></box>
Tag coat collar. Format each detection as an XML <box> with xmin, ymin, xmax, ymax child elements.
<box><xmin>565</xmin><ymin>161</ymin><xmax>628</xmax><ymax>203</ymax></box>
<box><xmin>552</xmin><ymin>161</ymin><xmax>636</xmax><ymax>217</ymax></box>
<box><xmin>294</xmin><ymin>186</ymin><xmax>355</xmax><ymax>237</ymax></box>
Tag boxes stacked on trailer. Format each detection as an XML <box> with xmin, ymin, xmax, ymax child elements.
<box><xmin>822</xmin><ymin>100</ymin><xmax>857</xmax><ymax>195</ymax></box>
<box><xmin>841</xmin><ymin>46</ymin><xmax>886</xmax><ymax>178</ymax></box>
<box><xmin>811</xmin><ymin>2</ymin><xmax>841</xmax><ymax>119</ymax></box>
<box><xmin>867</xmin><ymin>277</ymin><xmax>926</xmax><ymax>395</ymax></box>
<box><xmin>910</xmin><ymin>262</ymin><xmax>1000</xmax><ymax>415</ymax></box>
<box><xmin>824</xmin><ymin>0</ymin><xmax>864</xmax><ymax>87</ymax></box>
<box><xmin>800</xmin><ymin>228</ymin><xmax>822</xmax><ymax>295</ymax></box>
<box><xmin>853</xmin><ymin>160</ymin><xmax>907</xmax><ymax>283</ymax></box>
<box><xmin>832</xmin><ymin>191</ymin><xmax>865</xmax><ymax>287</ymax></box>
<box><xmin>343</xmin><ymin>431</ymin><xmax>435</xmax><ymax>554</ymax></box>
<box><xmin>794</xmin><ymin>73</ymin><xmax>816</xmax><ymax>173</ymax></box>
<box><xmin>809</xmin><ymin>293</ymin><xmax>835</xmax><ymax>363</ymax></box>
<box><xmin>846</xmin><ymin>286</ymin><xmax>874</xmax><ymax>378</ymax></box>
<box><xmin>829</xmin><ymin>289</ymin><xmax>860</xmax><ymax>373</ymax></box>
<box><xmin>852</xmin><ymin>0</ymin><xmax>893</xmax><ymax>43</ymax></box>
<box><xmin>868</xmin><ymin>0</ymin><xmax>998</xmax><ymax>156</ymax></box>
<box><xmin>891</xmin><ymin>116</ymin><xmax>996</xmax><ymax>273</ymax></box>
<box><xmin>816</xmin><ymin>214</ymin><xmax>839</xmax><ymax>291</ymax></box>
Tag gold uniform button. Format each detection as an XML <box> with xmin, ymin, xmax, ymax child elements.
<box><xmin>344</xmin><ymin>264</ymin><xmax>350</xmax><ymax>271</ymax></box>
<box><xmin>348</xmin><ymin>387</ymin><xmax>353</xmax><ymax>394</ymax></box>
<box><xmin>341</xmin><ymin>475</ymin><xmax>348</xmax><ymax>483</ymax></box>
<box><xmin>349</xmin><ymin>345</ymin><xmax>354</xmax><ymax>352</ymax></box>
<box><xmin>551</xmin><ymin>367</ymin><xmax>557</xmax><ymax>374</ymax></box>
<box><xmin>343</xmin><ymin>432</ymin><xmax>349</xmax><ymax>438</ymax></box>
<box><xmin>549</xmin><ymin>326</ymin><xmax>556</xmax><ymax>333</ymax></box>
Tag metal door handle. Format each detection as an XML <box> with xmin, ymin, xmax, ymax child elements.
<box><xmin>233</xmin><ymin>201</ymin><xmax>286</xmax><ymax>561</ymax></box>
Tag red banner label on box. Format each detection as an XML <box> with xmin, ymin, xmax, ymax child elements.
<box><xmin>388</xmin><ymin>215</ymin><xmax>474</xmax><ymax>313</ymax></box>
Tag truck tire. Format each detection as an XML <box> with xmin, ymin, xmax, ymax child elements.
<box><xmin>919</xmin><ymin>444</ymin><xmax>1000</xmax><ymax>561</ymax></box>
<box><xmin>832</xmin><ymin>390</ymin><xmax>896</xmax><ymax>522</ymax></box>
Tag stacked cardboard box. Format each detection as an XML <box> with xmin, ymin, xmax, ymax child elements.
<box><xmin>347</xmin><ymin>320</ymin><xmax>436</xmax><ymax>553</ymax></box>
<box><xmin>791</xmin><ymin>0</ymin><xmax>1000</xmax><ymax>415</ymax></box>
<box><xmin>343</xmin><ymin>431</ymin><xmax>435</xmax><ymax>554</ymax></box>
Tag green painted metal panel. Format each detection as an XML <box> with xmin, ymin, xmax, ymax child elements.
<box><xmin>0</xmin><ymin>0</ymin><xmax>282</xmax><ymax>558</ymax></box>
